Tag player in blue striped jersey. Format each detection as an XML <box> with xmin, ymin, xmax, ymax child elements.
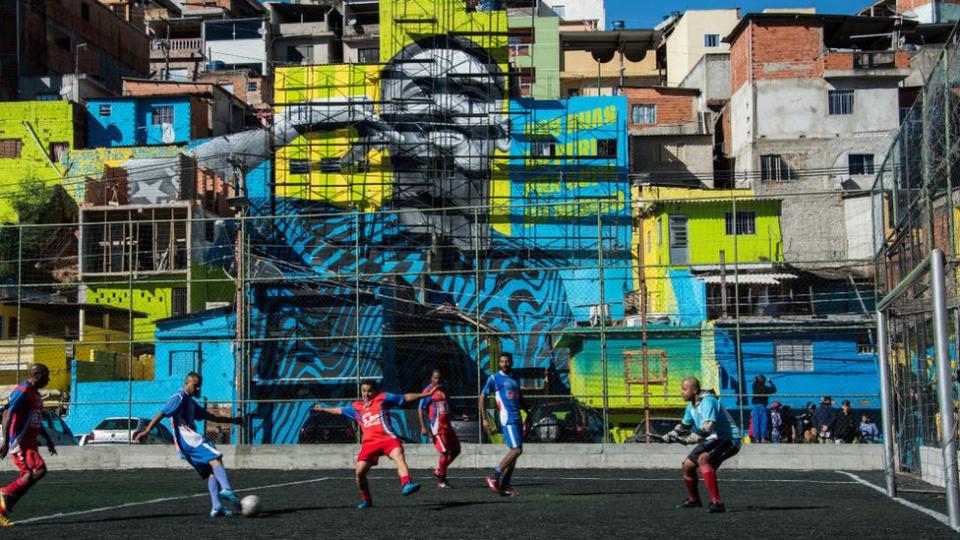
<box><xmin>480</xmin><ymin>352</ymin><xmax>528</xmax><ymax>497</ymax></box>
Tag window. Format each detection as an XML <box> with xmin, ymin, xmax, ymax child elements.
<box><xmin>531</xmin><ymin>142</ymin><xmax>557</xmax><ymax>157</ymax></box>
<box><xmin>828</xmin><ymin>89</ymin><xmax>854</xmax><ymax>115</ymax></box>
<box><xmin>358</xmin><ymin>48</ymin><xmax>379</xmax><ymax>63</ymax></box>
<box><xmin>151</xmin><ymin>106</ymin><xmax>174</xmax><ymax>125</ymax></box>
<box><xmin>848</xmin><ymin>154</ymin><xmax>875</xmax><ymax>176</ymax></box>
<box><xmin>320</xmin><ymin>158</ymin><xmax>341</xmax><ymax>173</ymax></box>
<box><xmin>760</xmin><ymin>154</ymin><xmax>795</xmax><ymax>181</ymax></box>
<box><xmin>289</xmin><ymin>159</ymin><xmax>310</xmax><ymax>174</ymax></box>
<box><xmin>99</xmin><ymin>104</ymin><xmax>112</xmax><ymax>117</ymax></box>
<box><xmin>724</xmin><ymin>211</ymin><xmax>756</xmax><ymax>235</ymax></box>
<box><xmin>631</xmin><ymin>104</ymin><xmax>656</xmax><ymax>125</ymax></box>
<box><xmin>567</xmin><ymin>88</ymin><xmax>580</xmax><ymax>98</ymax></box>
<box><xmin>597</xmin><ymin>139</ymin><xmax>617</xmax><ymax>158</ymax></box>
<box><xmin>0</xmin><ymin>139</ymin><xmax>22</xmax><ymax>159</ymax></box>
<box><xmin>286</xmin><ymin>45</ymin><xmax>306</xmax><ymax>64</ymax></box>
<box><xmin>704</xmin><ymin>34</ymin><xmax>720</xmax><ymax>48</ymax></box>
<box><xmin>246</xmin><ymin>82</ymin><xmax>258</xmax><ymax>92</ymax></box>
<box><xmin>857</xmin><ymin>340</ymin><xmax>875</xmax><ymax>354</ymax></box>
<box><xmin>172</xmin><ymin>288</ymin><xmax>187</xmax><ymax>317</ymax></box>
<box><xmin>49</xmin><ymin>142</ymin><xmax>69</xmax><ymax>163</ymax></box>
<box><xmin>775</xmin><ymin>340</ymin><xmax>813</xmax><ymax>372</ymax></box>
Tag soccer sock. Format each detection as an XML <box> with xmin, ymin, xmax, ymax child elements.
<box><xmin>494</xmin><ymin>466</ymin><xmax>502</xmax><ymax>483</ymax></box>
<box><xmin>699</xmin><ymin>464</ymin><xmax>721</xmax><ymax>503</ymax></box>
<box><xmin>212</xmin><ymin>465</ymin><xmax>233</xmax><ymax>492</ymax></box>
<box><xmin>3</xmin><ymin>476</ymin><xmax>31</xmax><ymax>504</ymax></box>
<box><xmin>682</xmin><ymin>472</ymin><xmax>700</xmax><ymax>502</ymax></box>
<box><xmin>437</xmin><ymin>455</ymin><xmax>449</xmax><ymax>478</ymax></box>
<box><xmin>208</xmin><ymin>476</ymin><xmax>222</xmax><ymax>509</ymax></box>
<box><xmin>501</xmin><ymin>465</ymin><xmax>514</xmax><ymax>488</ymax></box>
<box><xmin>400</xmin><ymin>475</ymin><xmax>412</xmax><ymax>486</ymax></box>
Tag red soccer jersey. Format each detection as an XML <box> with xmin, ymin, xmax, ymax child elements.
<box><xmin>419</xmin><ymin>385</ymin><xmax>452</xmax><ymax>435</ymax></box>
<box><xmin>5</xmin><ymin>382</ymin><xmax>42</xmax><ymax>452</ymax></box>
<box><xmin>343</xmin><ymin>392</ymin><xmax>404</xmax><ymax>445</ymax></box>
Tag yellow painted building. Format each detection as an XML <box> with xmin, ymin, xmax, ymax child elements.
<box><xmin>0</xmin><ymin>101</ymin><xmax>81</xmax><ymax>222</ymax></box>
<box><xmin>0</xmin><ymin>302</ymin><xmax>143</xmax><ymax>392</ymax></box>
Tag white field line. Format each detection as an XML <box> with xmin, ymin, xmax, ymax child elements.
<box><xmin>838</xmin><ymin>471</ymin><xmax>954</xmax><ymax>530</ymax></box>
<box><xmin>17</xmin><ymin>476</ymin><xmax>330</xmax><ymax>525</ymax></box>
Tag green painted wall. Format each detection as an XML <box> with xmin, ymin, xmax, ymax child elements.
<box><xmin>190</xmin><ymin>263</ymin><xmax>234</xmax><ymax>312</ymax></box>
<box><xmin>508</xmin><ymin>15</ymin><xmax>560</xmax><ymax>100</ymax></box>
<box><xmin>0</xmin><ymin>101</ymin><xmax>78</xmax><ymax>222</ymax></box>
<box><xmin>657</xmin><ymin>199</ymin><xmax>783</xmax><ymax>266</ymax></box>
<box><xmin>85</xmin><ymin>277</ymin><xmax>186</xmax><ymax>342</ymax></box>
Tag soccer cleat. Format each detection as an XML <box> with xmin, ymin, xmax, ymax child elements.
<box><xmin>499</xmin><ymin>486</ymin><xmax>519</xmax><ymax>497</ymax></box>
<box><xmin>707</xmin><ymin>501</ymin><xmax>726</xmax><ymax>513</ymax></box>
<box><xmin>485</xmin><ymin>476</ymin><xmax>500</xmax><ymax>493</ymax></box>
<box><xmin>677</xmin><ymin>499</ymin><xmax>702</xmax><ymax>509</ymax></box>
<box><xmin>437</xmin><ymin>481</ymin><xmax>453</xmax><ymax>489</ymax></box>
<box><xmin>401</xmin><ymin>482</ymin><xmax>421</xmax><ymax>496</ymax></box>
<box><xmin>357</xmin><ymin>499</ymin><xmax>372</xmax><ymax>510</ymax></box>
<box><xmin>0</xmin><ymin>513</ymin><xmax>12</xmax><ymax>528</ymax></box>
<box><xmin>209</xmin><ymin>507</ymin><xmax>235</xmax><ymax>518</ymax></box>
<box><xmin>0</xmin><ymin>492</ymin><xmax>10</xmax><ymax>514</ymax></box>
<box><xmin>218</xmin><ymin>489</ymin><xmax>241</xmax><ymax>510</ymax></box>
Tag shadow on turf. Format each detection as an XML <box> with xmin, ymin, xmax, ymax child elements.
<box><xmin>733</xmin><ymin>505</ymin><xmax>828</xmax><ymax>512</ymax></box>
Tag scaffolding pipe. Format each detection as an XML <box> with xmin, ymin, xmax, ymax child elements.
<box><xmin>931</xmin><ymin>249</ymin><xmax>960</xmax><ymax>530</ymax></box>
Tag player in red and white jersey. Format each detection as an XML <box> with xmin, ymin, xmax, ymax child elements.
<box><xmin>418</xmin><ymin>369</ymin><xmax>461</xmax><ymax>488</ymax></box>
<box><xmin>0</xmin><ymin>364</ymin><xmax>57</xmax><ymax>527</ymax></box>
<box><xmin>314</xmin><ymin>379</ymin><xmax>435</xmax><ymax>509</ymax></box>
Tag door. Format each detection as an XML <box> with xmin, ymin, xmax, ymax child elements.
<box><xmin>669</xmin><ymin>215</ymin><xmax>688</xmax><ymax>265</ymax></box>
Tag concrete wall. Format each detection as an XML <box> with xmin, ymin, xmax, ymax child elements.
<box><xmin>541</xmin><ymin>0</ymin><xmax>604</xmax><ymax>28</ymax></box>
<box><xmin>32</xmin><ymin>443</ymin><xmax>885</xmax><ymax>470</ymax></box>
<box><xmin>665</xmin><ymin>9</ymin><xmax>740</xmax><ymax>87</ymax></box>
<box><xmin>631</xmin><ymin>134</ymin><xmax>713</xmax><ymax>182</ymax></box>
<box><xmin>509</xmin><ymin>15</ymin><xmax>560</xmax><ymax>100</ymax></box>
<box><xmin>680</xmin><ymin>53</ymin><xmax>731</xmax><ymax>104</ymax></box>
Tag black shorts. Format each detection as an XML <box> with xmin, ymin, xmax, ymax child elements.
<box><xmin>687</xmin><ymin>438</ymin><xmax>740</xmax><ymax>469</ymax></box>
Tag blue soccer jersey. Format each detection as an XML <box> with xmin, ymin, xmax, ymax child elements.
<box><xmin>482</xmin><ymin>371</ymin><xmax>522</xmax><ymax>427</ymax></box>
<box><xmin>162</xmin><ymin>390</ymin><xmax>222</xmax><ymax>476</ymax></box>
<box><xmin>682</xmin><ymin>392</ymin><xmax>742</xmax><ymax>447</ymax></box>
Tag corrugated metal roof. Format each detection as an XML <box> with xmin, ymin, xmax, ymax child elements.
<box><xmin>697</xmin><ymin>273</ymin><xmax>797</xmax><ymax>285</ymax></box>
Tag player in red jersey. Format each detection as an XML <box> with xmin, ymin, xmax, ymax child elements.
<box><xmin>314</xmin><ymin>379</ymin><xmax>436</xmax><ymax>509</ymax></box>
<box><xmin>0</xmin><ymin>364</ymin><xmax>57</xmax><ymax>527</ymax></box>
<box><xmin>418</xmin><ymin>369</ymin><xmax>461</xmax><ymax>488</ymax></box>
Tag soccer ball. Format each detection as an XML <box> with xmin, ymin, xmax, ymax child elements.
<box><xmin>240</xmin><ymin>495</ymin><xmax>262</xmax><ymax>517</ymax></box>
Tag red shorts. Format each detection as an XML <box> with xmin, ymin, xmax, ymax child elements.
<box><xmin>11</xmin><ymin>448</ymin><xmax>45</xmax><ymax>475</ymax></box>
<box><xmin>357</xmin><ymin>438</ymin><xmax>403</xmax><ymax>466</ymax></box>
<box><xmin>432</xmin><ymin>429</ymin><xmax>461</xmax><ymax>456</ymax></box>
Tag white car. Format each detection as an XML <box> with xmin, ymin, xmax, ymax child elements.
<box><xmin>0</xmin><ymin>410</ymin><xmax>77</xmax><ymax>447</ymax></box>
<box><xmin>81</xmin><ymin>417</ymin><xmax>174</xmax><ymax>445</ymax></box>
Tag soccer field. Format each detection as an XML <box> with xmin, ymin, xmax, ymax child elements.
<box><xmin>0</xmin><ymin>468</ymin><xmax>954</xmax><ymax>539</ymax></box>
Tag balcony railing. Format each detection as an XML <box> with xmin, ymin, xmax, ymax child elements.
<box><xmin>852</xmin><ymin>50</ymin><xmax>897</xmax><ymax>70</ymax></box>
<box><xmin>151</xmin><ymin>38</ymin><xmax>202</xmax><ymax>52</ymax></box>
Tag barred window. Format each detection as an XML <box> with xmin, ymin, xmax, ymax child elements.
<box><xmin>724</xmin><ymin>211</ymin><xmax>756</xmax><ymax>235</ymax></box>
<box><xmin>828</xmin><ymin>89</ymin><xmax>854</xmax><ymax>115</ymax></box>
<box><xmin>151</xmin><ymin>106</ymin><xmax>174</xmax><ymax>125</ymax></box>
<box><xmin>0</xmin><ymin>139</ymin><xmax>22</xmax><ymax>159</ymax></box>
<box><xmin>704</xmin><ymin>34</ymin><xmax>720</xmax><ymax>48</ymax></box>
<box><xmin>848</xmin><ymin>154</ymin><xmax>875</xmax><ymax>175</ymax></box>
<box><xmin>775</xmin><ymin>340</ymin><xmax>813</xmax><ymax>372</ymax></box>
<box><xmin>631</xmin><ymin>104</ymin><xmax>656</xmax><ymax>125</ymax></box>
<box><xmin>597</xmin><ymin>139</ymin><xmax>617</xmax><ymax>158</ymax></box>
<box><xmin>289</xmin><ymin>159</ymin><xmax>310</xmax><ymax>175</ymax></box>
<box><xmin>760</xmin><ymin>154</ymin><xmax>795</xmax><ymax>181</ymax></box>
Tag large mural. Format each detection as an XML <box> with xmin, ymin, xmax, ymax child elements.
<box><xmin>66</xmin><ymin>0</ymin><xmax>631</xmax><ymax>443</ymax></box>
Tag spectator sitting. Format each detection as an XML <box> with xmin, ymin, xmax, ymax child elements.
<box><xmin>776</xmin><ymin>402</ymin><xmax>797</xmax><ymax>443</ymax></box>
<box><xmin>751</xmin><ymin>374</ymin><xmax>777</xmax><ymax>443</ymax></box>
<box><xmin>860</xmin><ymin>414</ymin><xmax>881</xmax><ymax>443</ymax></box>
<box><xmin>833</xmin><ymin>400</ymin><xmax>858</xmax><ymax>444</ymax></box>
<box><xmin>811</xmin><ymin>396</ymin><xmax>837</xmax><ymax>443</ymax></box>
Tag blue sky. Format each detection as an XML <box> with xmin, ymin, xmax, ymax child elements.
<box><xmin>607</xmin><ymin>0</ymin><xmax>871</xmax><ymax>29</ymax></box>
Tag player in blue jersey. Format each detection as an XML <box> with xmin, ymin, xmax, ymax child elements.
<box><xmin>134</xmin><ymin>372</ymin><xmax>245</xmax><ymax>517</ymax></box>
<box><xmin>479</xmin><ymin>352</ymin><xmax>528</xmax><ymax>497</ymax></box>
<box><xmin>663</xmin><ymin>377</ymin><xmax>742</xmax><ymax>513</ymax></box>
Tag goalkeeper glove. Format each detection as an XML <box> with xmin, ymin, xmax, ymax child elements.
<box><xmin>679</xmin><ymin>432</ymin><xmax>702</xmax><ymax>445</ymax></box>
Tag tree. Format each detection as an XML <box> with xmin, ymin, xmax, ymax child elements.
<box><xmin>0</xmin><ymin>179</ymin><xmax>78</xmax><ymax>284</ymax></box>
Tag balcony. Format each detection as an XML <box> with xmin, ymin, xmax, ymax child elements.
<box><xmin>343</xmin><ymin>23</ymin><xmax>380</xmax><ymax>41</ymax></box>
<box><xmin>151</xmin><ymin>38</ymin><xmax>202</xmax><ymax>52</ymax></box>
<box><xmin>276</xmin><ymin>22</ymin><xmax>334</xmax><ymax>38</ymax></box>
<box><xmin>823</xmin><ymin>50</ymin><xmax>910</xmax><ymax>79</ymax></box>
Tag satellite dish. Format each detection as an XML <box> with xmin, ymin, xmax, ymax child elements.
<box><xmin>161</xmin><ymin>122</ymin><xmax>175</xmax><ymax>144</ymax></box>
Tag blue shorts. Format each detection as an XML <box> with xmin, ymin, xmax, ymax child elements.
<box><xmin>502</xmin><ymin>424</ymin><xmax>523</xmax><ymax>449</ymax></box>
<box><xmin>174</xmin><ymin>425</ymin><xmax>223</xmax><ymax>478</ymax></box>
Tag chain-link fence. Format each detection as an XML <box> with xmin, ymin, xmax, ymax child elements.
<box><xmin>0</xmin><ymin>186</ymin><xmax>880</xmax><ymax>447</ymax></box>
<box><xmin>871</xmin><ymin>25</ymin><xmax>960</xmax><ymax>490</ymax></box>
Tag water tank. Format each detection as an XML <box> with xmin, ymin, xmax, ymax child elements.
<box><xmin>206</xmin><ymin>60</ymin><xmax>226</xmax><ymax>72</ymax></box>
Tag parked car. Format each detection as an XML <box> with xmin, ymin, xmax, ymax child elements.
<box><xmin>525</xmin><ymin>400</ymin><xmax>609</xmax><ymax>443</ymax></box>
<box><xmin>0</xmin><ymin>410</ymin><xmax>77</xmax><ymax>447</ymax></box>
<box><xmin>81</xmin><ymin>417</ymin><xmax>174</xmax><ymax>445</ymax></box>
<box><xmin>298</xmin><ymin>412</ymin><xmax>356</xmax><ymax>444</ymax></box>
<box><xmin>625</xmin><ymin>418</ymin><xmax>679</xmax><ymax>443</ymax></box>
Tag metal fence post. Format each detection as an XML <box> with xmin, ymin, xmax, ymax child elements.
<box><xmin>931</xmin><ymin>249</ymin><xmax>960</xmax><ymax>529</ymax></box>
<box><xmin>597</xmin><ymin>211</ymin><xmax>609</xmax><ymax>445</ymax></box>
<box><xmin>876</xmin><ymin>309</ymin><xmax>897</xmax><ymax>497</ymax></box>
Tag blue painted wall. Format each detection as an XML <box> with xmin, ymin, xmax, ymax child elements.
<box><xmin>86</xmin><ymin>97</ymin><xmax>193</xmax><ymax>147</ymax></box>
<box><xmin>67</xmin><ymin>308</ymin><xmax>237</xmax><ymax>436</ymax></box>
<box><xmin>713</xmin><ymin>324</ymin><xmax>879</xmax><ymax>414</ymax></box>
